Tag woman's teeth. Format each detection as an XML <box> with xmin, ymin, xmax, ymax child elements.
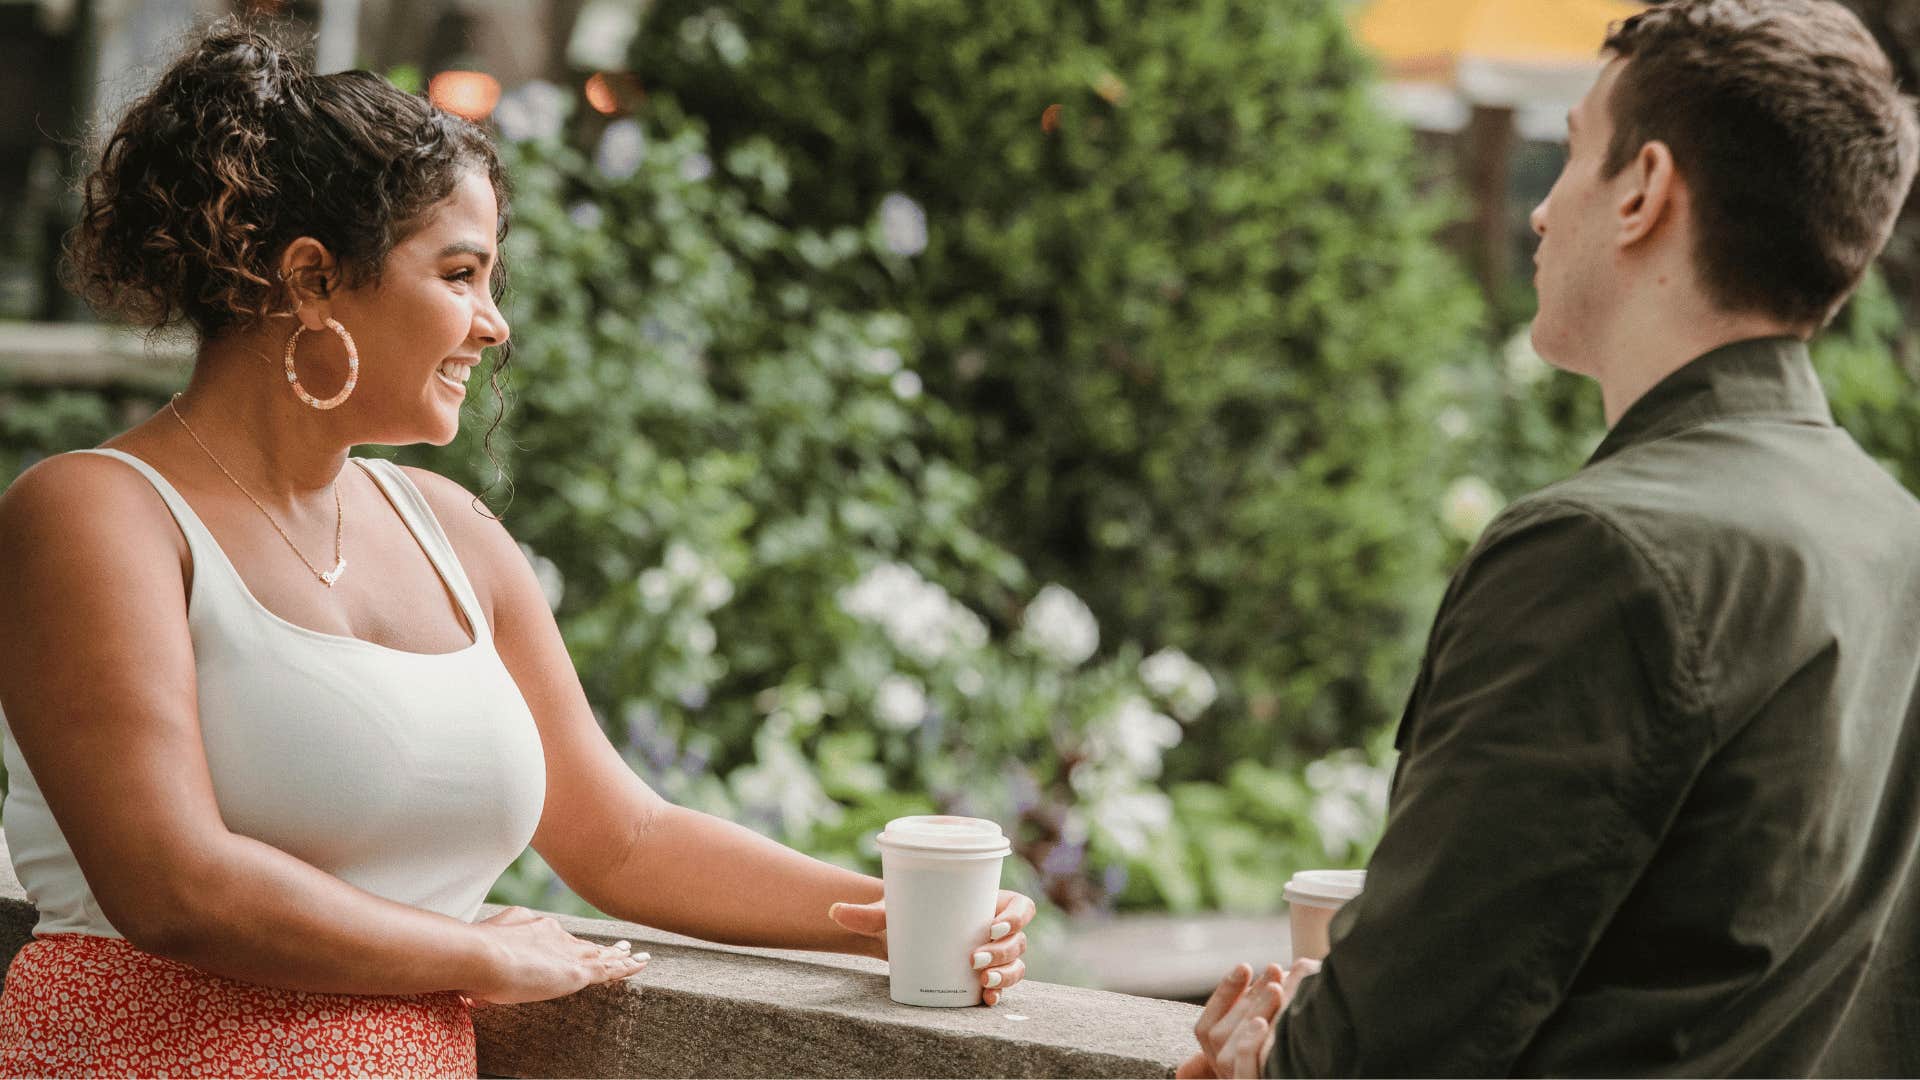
<box><xmin>436</xmin><ymin>362</ymin><xmax>473</xmax><ymax>391</ymax></box>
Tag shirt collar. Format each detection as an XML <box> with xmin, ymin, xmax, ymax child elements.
<box><xmin>1585</xmin><ymin>335</ymin><xmax>1834</xmax><ymax>467</ymax></box>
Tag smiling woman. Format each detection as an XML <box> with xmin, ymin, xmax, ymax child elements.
<box><xmin>0</xmin><ymin>16</ymin><xmax>1035</xmax><ymax>1078</ymax></box>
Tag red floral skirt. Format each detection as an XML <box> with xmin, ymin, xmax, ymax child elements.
<box><xmin>0</xmin><ymin>933</ymin><xmax>475</xmax><ymax>1077</ymax></box>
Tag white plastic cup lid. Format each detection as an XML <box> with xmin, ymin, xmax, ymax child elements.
<box><xmin>1283</xmin><ymin>869</ymin><xmax>1366</xmax><ymax>907</ymax></box>
<box><xmin>876</xmin><ymin>815</ymin><xmax>1011</xmax><ymax>857</ymax></box>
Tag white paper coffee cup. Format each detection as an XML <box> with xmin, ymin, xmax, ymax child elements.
<box><xmin>875</xmin><ymin>815</ymin><xmax>1011</xmax><ymax>1007</ymax></box>
<box><xmin>1283</xmin><ymin>869</ymin><xmax>1364</xmax><ymax>963</ymax></box>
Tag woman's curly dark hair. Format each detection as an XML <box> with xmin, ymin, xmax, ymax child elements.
<box><xmin>66</xmin><ymin>18</ymin><xmax>516</xmax><ymax>498</ymax></box>
<box><xmin>68</xmin><ymin>19</ymin><xmax>511</xmax><ymax>336</ymax></box>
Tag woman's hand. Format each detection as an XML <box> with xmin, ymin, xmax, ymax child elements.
<box><xmin>828</xmin><ymin>889</ymin><xmax>1039</xmax><ymax>1005</ymax></box>
<box><xmin>1176</xmin><ymin>958</ymin><xmax>1321</xmax><ymax>1078</ymax></box>
<box><xmin>460</xmin><ymin>905</ymin><xmax>650</xmax><ymax>1006</ymax></box>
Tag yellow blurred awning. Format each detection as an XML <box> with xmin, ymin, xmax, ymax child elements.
<box><xmin>1354</xmin><ymin>0</ymin><xmax>1644</xmax><ymax>82</ymax></box>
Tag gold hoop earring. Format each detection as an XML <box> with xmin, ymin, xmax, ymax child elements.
<box><xmin>284</xmin><ymin>317</ymin><xmax>359</xmax><ymax>410</ymax></box>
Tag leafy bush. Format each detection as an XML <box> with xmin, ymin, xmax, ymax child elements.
<box><xmin>1813</xmin><ymin>272</ymin><xmax>1920</xmax><ymax>492</ymax></box>
<box><xmin>1457</xmin><ymin>270</ymin><xmax>1920</xmax><ymax>515</ymax></box>
<box><xmin>0</xmin><ymin>382</ymin><xmax>126</xmax><ymax>482</ymax></box>
<box><xmin>393</xmin><ymin>102</ymin><xmax>1393</xmax><ymax>919</ymax></box>
<box><xmin>0</xmin><ymin>92</ymin><xmax>1395</xmax><ymax>926</ymax></box>
<box><xmin>629</xmin><ymin>0</ymin><xmax>1489</xmax><ymax>769</ymax></box>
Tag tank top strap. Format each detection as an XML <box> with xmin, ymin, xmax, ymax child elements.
<box><xmin>350</xmin><ymin>458</ymin><xmax>492</xmax><ymax>645</ymax></box>
<box><xmin>67</xmin><ymin>448</ymin><xmax>242</xmax><ymax>607</ymax></box>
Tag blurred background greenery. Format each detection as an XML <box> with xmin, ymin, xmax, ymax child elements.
<box><xmin>2</xmin><ymin>0</ymin><xmax>1918</xmax><ymax>991</ymax></box>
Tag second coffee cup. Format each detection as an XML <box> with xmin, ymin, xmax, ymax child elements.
<box><xmin>875</xmin><ymin>815</ymin><xmax>1011</xmax><ymax>1007</ymax></box>
<box><xmin>1283</xmin><ymin>869</ymin><xmax>1365</xmax><ymax>963</ymax></box>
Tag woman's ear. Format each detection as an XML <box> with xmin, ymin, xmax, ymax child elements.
<box><xmin>1617</xmin><ymin>139</ymin><xmax>1678</xmax><ymax>249</ymax></box>
<box><xmin>276</xmin><ymin>237</ymin><xmax>339</xmax><ymax>330</ymax></box>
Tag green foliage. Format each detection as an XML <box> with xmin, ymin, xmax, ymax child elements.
<box><xmin>630</xmin><ymin>0</ymin><xmax>1489</xmax><ymax>768</ymax></box>
<box><xmin>394</xmin><ymin>105</ymin><xmax>1393</xmax><ymax>918</ymax></box>
<box><xmin>1813</xmin><ymin>272</ymin><xmax>1920</xmax><ymax>492</ymax></box>
<box><xmin>0</xmin><ymin>380</ymin><xmax>127</xmax><ymax>482</ymax></box>
<box><xmin>1464</xmin><ymin>271</ymin><xmax>1920</xmax><ymax>508</ymax></box>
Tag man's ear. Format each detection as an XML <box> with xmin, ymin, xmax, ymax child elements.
<box><xmin>276</xmin><ymin>237</ymin><xmax>339</xmax><ymax>331</ymax></box>
<box><xmin>1617</xmin><ymin>140</ymin><xmax>1679</xmax><ymax>249</ymax></box>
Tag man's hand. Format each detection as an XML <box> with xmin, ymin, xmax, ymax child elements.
<box><xmin>1177</xmin><ymin>958</ymin><xmax>1322</xmax><ymax>1078</ymax></box>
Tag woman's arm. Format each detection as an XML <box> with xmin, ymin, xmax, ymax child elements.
<box><xmin>416</xmin><ymin>468</ymin><xmax>1032</xmax><ymax>984</ymax></box>
<box><xmin>413</xmin><ymin>466</ymin><xmax>879</xmax><ymax>950</ymax></box>
<box><xmin>0</xmin><ymin>455</ymin><xmax>636</xmax><ymax>1001</ymax></box>
<box><xmin>593</xmin><ymin>803</ymin><xmax>887</xmax><ymax>956</ymax></box>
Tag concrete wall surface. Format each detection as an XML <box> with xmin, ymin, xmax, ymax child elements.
<box><xmin>0</xmin><ymin>840</ymin><xmax>1200</xmax><ymax>1077</ymax></box>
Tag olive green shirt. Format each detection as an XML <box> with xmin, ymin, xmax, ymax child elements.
<box><xmin>1269</xmin><ymin>337</ymin><xmax>1920</xmax><ymax>1077</ymax></box>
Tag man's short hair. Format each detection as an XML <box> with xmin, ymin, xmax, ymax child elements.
<box><xmin>1602</xmin><ymin>0</ymin><xmax>1920</xmax><ymax>327</ymax></box>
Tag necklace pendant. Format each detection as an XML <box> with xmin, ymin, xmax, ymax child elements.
<box><xmin>319</xmin><ymin>558</ymin><xmax>347</xmax><ymax>587</ymax></box>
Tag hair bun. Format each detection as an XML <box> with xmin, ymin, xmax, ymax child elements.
<box><xmin>66</xmin><ymin>14</ymin><xmax>504</xmax><ymax>342</ymax></box>
<box><xmin>186</xmin><ymin>22</ymin><xmax>305</xmax><ymax>111</ymax></box>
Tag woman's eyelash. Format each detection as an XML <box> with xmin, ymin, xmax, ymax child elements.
<box><xmin>447</xmin><ymin>268</ymin><xmax>477</xmax><ymax>283</ymax></box>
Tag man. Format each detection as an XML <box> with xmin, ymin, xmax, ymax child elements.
<box><xmin>1184</xmin><ymin>1</ymin><xmax>1920</xmax><ymax>1074</ymax></box>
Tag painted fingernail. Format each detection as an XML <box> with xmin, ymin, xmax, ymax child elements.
<box><xmin>990</xmin><ymin>921</ymin><xmax>1011</xmax><ymax>940</ymax></box>
<box><xmin>973</xmin><ymin>951</ymin><xmax>992</xmax><ymax>970</ymax></box>
<box><xmin>612</xmin><ymin>940</ymin><xmax>631</xmax><ymax>951</ymax></box>
<box><xmin>986</xmin><ymin>970</ymin><xmax>1003</xmax><ymax>988</ymax></box>
<box><xmin>629</xmin><ymin>952</ymin><xmax>650</xmax><ymax>962</ymax></box>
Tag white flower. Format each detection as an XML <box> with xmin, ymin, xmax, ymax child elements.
<box><xmin>665</xmin><ymin>541</ymin><xmax>704</xmax><ymax>582</ymax></box>
<box><xmin>679</xmin><ymin>12</ymin><xmax>750</xmax><ymax>66</ymax></box>
<box><xmin>839</xmin><ymin>562</ymin><xmax>989</xmax><ymax>664</ymax></box>
<box><xmin>1504</xmin><ymin>327</ymin><xmax>1550</xmax><ymax>389</ymax></box>
<box><xmin>954</xmin><ymin>667</ymin><xmax>985</xmax><ymax>698</ymax></box>
<box><xmin>564</xmin><ymin>0</ymin><xmax>641</xmax><ymax>70</ymax></box>
<box><xmin>1305</xmin><ymin>752</ymin><xmax>1392</xmax><ymax>858</ymax></box>
<box><xmin>637</xmin><ymin>568</ymin><xmax>674</xmax><ymax>613</ymax></box>
<box><xmin>493</xmin><ymin>80</ymin><xmax>568</xmax><ymax>143</ymax></box>
<box><xmin>731</xmin><ymin>730</ymin><xmax>841</xmax><ymax>836</ymax></box>
<box><xmin>1020</xmin><ymin>584</ymin><xmax>1099</xmax><ymax>667</ymax></box>
<box><xmin>1138</xmin><ymin>647</ymin><xmax>1217</xmax><ymax>721</ymax></box>
<box><xmin>873</xmin><ymin>674</ymin><xmax>929</xmax><ymax>731</ymax></box>
<box><xmin>1100</xmin><ymin>695</ymin><xmax>1182</xmax><ymax>777</ymax></box>
<box><xmin>594</xmin><ymin>118</ymin><xmax>647</xmax><ymax>180</ymax></box>
<box><xmin>686</xmin><ymin>620</ymin><xmax>717</xmax><ymax>656</ymax></box>
<box><xmin>879</xmin><ymin>192</ymin><xmax>928</xmax><ymax>257</ymax></box>
<box><xmin>1441</xmin><ymin>476</ymin><xmax>1504</xmax><ymax>541</ymax></box>
<box><xmin>567</xmin><ymin>201</ymin><xmax>605</xmax><ymax>231</ymax></box>
<box><xmin>698</xmin><ymin>571</ymin><xmax>734</xmax><ymax>610</ymax></box>
<box><xmin>517</xmin><ymin>543</ymin><xmax>565</xmax><ymax>612</ymax></box>
<box><xmin>788</xmin><ymin>689</ymin><xmax>827</xmax><ymax>726</ymax></box>
<box><xmin>891</xmin><ymin>370</ymin><xmax>923</xmax><ymax>401</ymax></box>
<box><xmin>1310</xmin><ymin>796</ymin><xmax>1371</xmax><ymax>859</ymax></box>
<box><xmin>1437</xmin><ymin>405</ymin><xmax>1472</xmax><ymax>441</ymax></box>
<box><xmin>861</xmin><ymin>347</ymin><xmax>902</xmax><ymax>375</ymax></box>
<box><xmin>679</xmin><ymin>152</ymin><xmax>714</xmax><ymax>183</ymax></box>
<box><xmin>1091</xmin><ymin>787</ymin><xmax>1172</xmax><ymax>857</ymax></box>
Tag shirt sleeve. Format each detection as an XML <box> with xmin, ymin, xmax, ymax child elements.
<box><xmin>1266</xmin><ymin>499</ymin><xmax>1711</xmax><ymax>1077</ymax></box>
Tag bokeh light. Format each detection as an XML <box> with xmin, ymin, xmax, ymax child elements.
<box><xmin>584</xmin><ymin>73</ymin><xmax>619</xmax><ymax>115</ymax></box>
<box><xmin>429</xmin><ymin>70</ymin><xmax>503</xmax><ymax>121</ymax></box>
<box><xmin>583</xmin><ymin>72</ymin><xmax>646</xmax><ymax>116</ymax></box>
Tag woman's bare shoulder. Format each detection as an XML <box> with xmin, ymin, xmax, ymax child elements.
<box><xmin>0</xmin><ymin>449</ymin><xmax>184</xmax><ymax>544</ymax></box>
<box><xmin>0</xmin><ymin>449</ymin><xmax>190</xmax><ymax>597</ymax></box>
<box><xmin>392</xmin><ymin>464</ymin><xmax>522</xmax><ymax>609</ymax></box>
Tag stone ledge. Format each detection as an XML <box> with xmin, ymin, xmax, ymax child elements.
<box><xmin>0</xmin><ymin>320</ymin><xmax>190</xmax><ymax>390</ymax></box>
<box><xmin>0</xmin><ymin>845</ymin><xmax>1198</xmax><ymax>1077</ymax></box>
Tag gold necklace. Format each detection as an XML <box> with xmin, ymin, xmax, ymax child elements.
<box><xmin>168</xmin><ymin>394</ymin><xmax>348</xmax><ymax>588</ymax></box>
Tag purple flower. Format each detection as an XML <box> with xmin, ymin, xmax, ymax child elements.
<box><xmin>1040</xmin><ymin>840</ymin><xmax>1086</xmax><ymax>879</ymax></box>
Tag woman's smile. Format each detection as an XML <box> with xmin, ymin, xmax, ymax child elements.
<box><xmin>434</xmin><ymin>358</ymin><xmax>477</xmax><ymax>395</ymax></box>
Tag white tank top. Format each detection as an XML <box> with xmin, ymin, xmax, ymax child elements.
<box><xmin>0</xmin><ymin>448</ymin><xmax>547</xmax><ymax>938</ymax></box>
